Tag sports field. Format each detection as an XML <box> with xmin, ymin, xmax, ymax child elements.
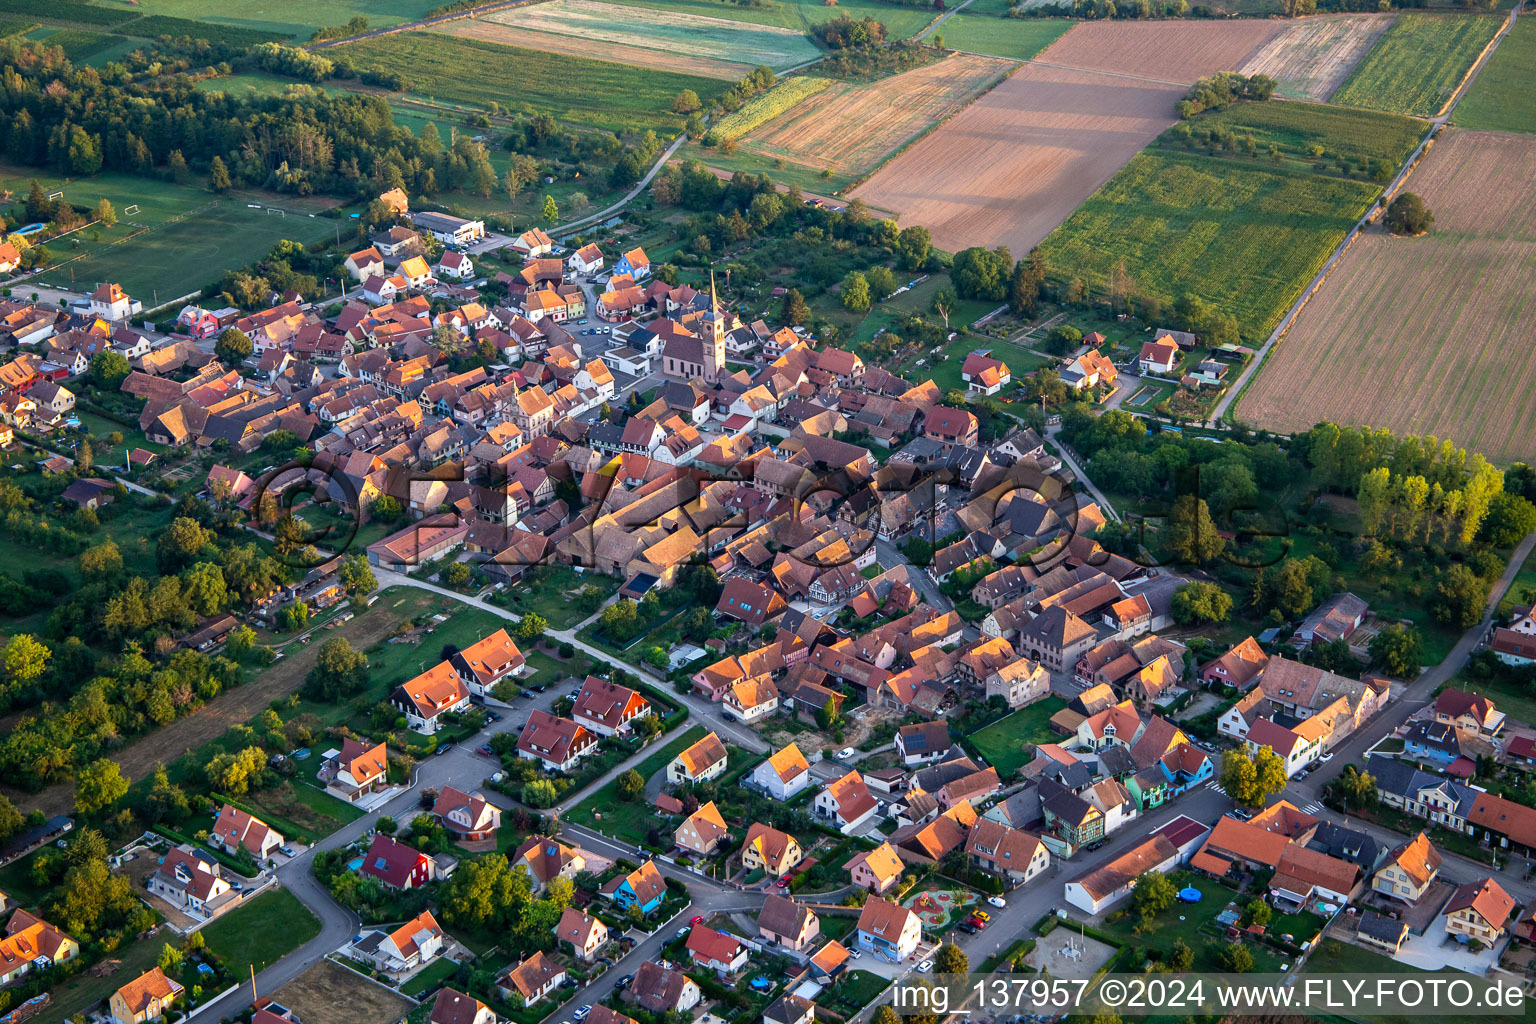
<box><xmin>1454</xmin><ymin>15</ymin><xmax>1536</xmax><ymax>133</ymax></box>
<box><xmin>599</xmin><ymin>0</ymin><xmax>938</xmax><ymax>38</ymax></box>
<box><xmin>1239</xmin><ymin>129</ymin><xmax>1536</xmax><ymax>466</ymax></box>
<box><xmin>467</xmin><ymin>0</ymin><xmax>821</xmax><ymax>74</ymax></box>
<box><xmin>1238</xmin><ymin>13</ymin><xmax>1395</xmax><ymax>100</ymax></box>
<box><xmin>931</xmin><ymin>15</ymin><xmax>1072</xmax><ymax>60</ymax></box>
<box><xmin>0</xmin><ymin>167</ymin><xmax>337</xmax><ymax>305</ymax></box>
<box><xmin>334</xmin><ymin>31</ymin><xmax>728</xmax><ymax>133</ymax></box>
<box><xmin>742</xmin><ymin>54</ymin><xmax>1015</xmax><ymax>176</ymax></box>
<box><xmin>1331</xmin><ymin>13</ymin><xmax>1503</xmax><ymax>116</ymax></box>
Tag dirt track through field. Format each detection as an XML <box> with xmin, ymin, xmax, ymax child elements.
<box><xmin>1239</xmin><ymin>13</ymin><xmax>1395</xmax><ymax>100</ymax></box>
<box><xmin>4</xmin><ymin>591</ymin><xmax>431</xmax><ymax>817</ymax></box>
<box><xmin>1239</xmin><ymin>130</ymin><xmax>1536</xmax><ymax>465</ymax></box>
<box><xmin>744</xmin><ymin>53</ymin><xmax>1015</xmax><ymax>175</ymax></box>
<box><xmin>852</xmin><ymin>20</ymin><xmax>1279</xmax><ymax>256</ymax></box>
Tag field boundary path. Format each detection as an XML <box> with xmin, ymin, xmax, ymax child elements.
<box><xmin>307</xmin><ymin>0</ymin><xmax>547</xmax><ymax>49</ymax></box>
<box><xmin>1213</xmin><ymin>0</ymin><xmax>1526</xmax><ymax>428</ymax></box>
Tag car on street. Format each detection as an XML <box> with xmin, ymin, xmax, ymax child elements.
<box><xmin>988</xmin><ymin>896</ymin><xmax>1007</xmax><ymax>908</ymax></box>
<box><xmin>690</xmin><ymin>916</ymin><xmax>703</xmax><ymax>925</ymax></box>
<box><xmin>615</xmin><ymin>975</ymin><xmax>633</xmax><ymax>989</ymax></box>
<box><xmin>486</xmin><ymin>710</ymin><xmax>502</xmax><ymax>722</ymax></box>
<box><xmin>835</xmin><ymin>747</ymin><xmax>855</xmax><ymax>760</ymax></box>
<box><xmin>574</xmin><ymin>1007</ymin><xmax>592</xmax><ymax>1020</ymax></box>
<box><xmin>435</xmin><ymin>743</ymin><xmax>452</xmax><ymax>756</ymax></box>
<box><xmin>917</xmin><ymin>960</ymin><xmax>933</xmax><ymax>973</ymax></box>
<box><xmin>659</xmin><ymin>960</ymin><xmax>674</xmax><ymax>971</ymax></box>
<box><xmin>1085</xmin><ymin>839</ymin><xmax>1108</xmax><ymax>851</ymax></box>
<box><xmin>1319</xmin><ymin>751</ymin><xmax>1335</xmax><ymax>763</ymax></box>
<box><xmin>1230</xmin><ymin>808</ymin><xmax>1253</xmax><ymax>821</ymax></box>
<box><xmin>476</xmin><ymin>745</ymin><xmax>494</xmax><ymax>757</ymax></box>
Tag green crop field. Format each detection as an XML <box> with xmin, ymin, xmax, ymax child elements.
<box><xmin>0</xmin><ymin>165</ymin><xmax>338</xmax><ymax>305</ymax></box>
<box><xmin>483</xmin><ymin>0</ymin><xmax>822</xmax><ymax>72</ymax></box>
<box><xmin>1454</xmin><ymin>15</ymin><xmax>1536</xmax><ymax>132</ymax></box>
<box><xmin>0</xmin><ymin>19</ymin><xmax>35</xmax><ymax>37</ymax></box>
<box><xmin>1332</xmin><ymin>13</ymin><xmax>1503</xmax><ymax>116</ymax></box>
<box><xmin>931</xmin><ymin>14</ymin><xmax>1072</xmax><ymax>60</ymax></box>
<box><xmin>108</xmin><ymin>0</ymin><xmax>438</xmax><ymax>41</ymax></box>
<box><xmin>1188</xmin><ymin>100</ymin><xmax>1425</xmax><ymax>169</ymax></box>
<box><xmin>334</xmin><ymin>31</ymin><xmax>728</xmax><ymax>133</ymax></box>
<box><xmin>711</xmin><ymin>76</ymin><xmax>833</xmax><ymax>140</ymax></box>
<box><xmin>601</xmin><ymin>0</ymin><xmax>938</xmax><ymax>38</ymax></box>
<box><xmin>37</xmin><ymin>26</ymin><xmax>118</xmax><ymax>59</ymax></box>
<box><xmin>121</xmin><ymin>13</ymin><xmax>290</xmax><ymax>46</ymax></box>
<box><xmin>0</xmin><ymin>0</ymin><xmax>135</xmax><ymax>26</ymax></box>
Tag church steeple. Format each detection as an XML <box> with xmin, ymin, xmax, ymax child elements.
<box><xmin>705</xmin><ymin>268</ymin><xmax>725</xmax><ymax>381</ymax></box>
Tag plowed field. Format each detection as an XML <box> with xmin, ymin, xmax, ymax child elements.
<box><xmin>742</xmin><ymin>53</ymin><xmax>1015</xmax><ymax>176</ymax></box>
<box><xmin>851</xmin><ymin>20</ymin><xmax>1278</xmax><ymax>255</ymax></box>
<box><xmin>1239</xmin><ymin>130</ymin><xmax>1536</xmax><ymax>465</ymax></box>
<box><xmin>1239</xmin><ymin>13</ymin><xmax>1395</xmax><ymax>100</ymax></box>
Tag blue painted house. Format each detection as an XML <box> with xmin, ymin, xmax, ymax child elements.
<box><xmin>600</xmin><ymin>859</ymin><xmax>667</xmax><ymax>914</ymax></box>
<box><xmin>1158</xmin><ymin>743</ymin><xmax>1213</xmax><ymax>797</ymax></box>
<box><xmin>1402</xmin><ymin>720</ymin><xmax>1464</xmax><ymax>767</ymax></box>
<box><xmin>613</xmin><ymin>246</ymin><xmax>651</xmax><ymax>280</ymax></box>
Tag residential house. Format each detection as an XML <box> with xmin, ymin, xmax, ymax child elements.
<box><xmin>1356</xmin><ymin>912</ymin><xmax>1410</xmax><ymax>955</ymax></box>
<box><xmin>516</xmin><ymin>710</ymin><xmax>598</xmax><ymax>772</ymax></box>
<box><xmin>354</xmin><ymin>911</ymin><xmax>445</xmax><ymax>975</ymax></box>
<box><xmin>724</xmin><ymin>677</ymin><xmax>780</xmax><ymax>723</ymax></box>
<box><xmin>1061</xmin><ymin>349</ymin><xmax>1117</xmax><ymax>391</ymax></box>
<box><xmin>146</xmin><ymin>846</ymin><xmax>236</xmax><ymax>921</ymax></box>
<box><xmin>750</xmin><ymin>743</ymin><xmax>813</xmax><ymax>801</ymax></box>
<box><xmin>614</xmin><ymin>247</ymin><xmax>651</xmax><ymax>280</ymax></box>
<box><xmin>109</xmin><ymin>967</ymin><xmax>183</xmax><ymax>1024</ymax></box>
<box><xmin>1433</xmin><ymin>689</ymin><xmax>1505</xmax><ymax>739</ymax></box>
<box><xmin>391</xmin><ymin>660</ymin><xmax>472</xmax><ymax>734</ymax></box>
<box><xmin>765</xmin><ymin>995</ymin><xmax>816</xmax><ymax>1024</ymax></box>
<box><xmin>601</xmin><ymin>860</ymin><xmax>668</xmax><ymax>914</ymax></box>
<box><xmin>965</xmin><ymin>819</ymin><xmax>1050</xmax><ymax>887</ymax></box>
<box><xmin>90</xmin><ymin>282</ymin><xmax>133</xmax><ymax>321</ymax></box>
<box><xmin>430</xmin><ymin>988</ymin><xmax>496</xmax><ymax>1024</ymax></box>
<box><xmin>345</xmin><ymin>247</ymin><xmax>385</xmax><ymax>282</ymax></box>
<box><xmin>512</xmin><ymin>228</ymin><xmax>554</xmax><ymax>257</ymax></box>
<box><xmin>1372</xmin><ymin>832</ymin><xmax>1441</xmax><ymax>904</ymax></box>
<box><xmin>438</xmin><ymin>250</ymin><xmax>475</xmax><ymax>280</ymax></box>
<box><xmin>668</xmin><ymin>731</ymin><xmax>728</xmax><ymax>784</ymax></box>
<box><xmin>510</xmin><ymin>836</ymin><xmax>585</xmax><ymax>891</ymax></box>
<box><xmin>432</xmin><ymin>786</ymin><xmax>501</xmax><ymax>844</ymax></box>
<box><xmin>986</xmin><ymin>657</ymin><xmax>1050</xmax><ymax>709</ymax></box>
<box><xmin>360</xmin><ymin>833</ymin><xmax>435</xmax><ymax>890</ymax></box>
<box><xmin>0</xmin><ymin>910</ymin><xmax>78</xmax><ymax>986</ymax></box>
<box><xmin>555</xmin><ymin>907</ymin><xmax>609</xmax><ymax>961</ymax></box>
<box><xmin>844</xmin><ymin>842</ymin><xmax>904</xmax><ymax>894</ymax></box>
<box><xmin>209</xmin><ymin>804</ymin><xmax>283</xmax><ymax>861</ymax></box>
<box><xmin>897</xmin><ymin>722</ymin><xmax>953</xmax><ymax>767</ymax></box>
<box><xmin>716</xmin><ymin>578</ymin><xmax>788</xmax><ymax>627</ymax></box>
<box><xmin>962</xmin><ymin>352</ymin><xmax>1011</xmax><ymax>396</ymax></box>
<box><xmin>629</xmin><ymin>962</ymin><xmax>700</xmax><ymax>1015</ymax></box>
<box><xmin>815</xmin><ymin>771</ymin><xmax>879</xmax><ymax>834</ymax></box>
<box><xmin>674</xmin><ymin>801</ymin><xmax>731</xmax><ymax>856</ymax></box>
<box><xmin>741</xmin><ymin>823</ymin><xmax>804</xmax><ymax>878</ymax></box>
<box><xmin>1244</xmin><ymin>717</ymin><xmax>1318</xmax><ymax>778</ymax></box>
<box><xmin>855</xmin><ymin>897</ymin><xmax>922</xmax><ymax>962</ymax></box>
<box><xmin>1138</xmin><ymin>337</ymin><xmax>1179</xmax><ymax>374</ymax></box>
<box><xmin>1201</xmin><ymin>636</ymin><xmax>1269</xmax><ymax>691</ymax></box>
<box><xmin>1293</xmin><ymin>593</ymin><xmax>1368</xmax><ymax>646</ymax></box>
<box><xmin>451</xmin><ymin>629</ymin><xmax>525</xmax><ymax>697</ymax></box>
<box><xmin>325</xmin><ymin>738</ymin><xmax>389</xmax><ymax>802</ymax></box>
<box><xmin>568</xmin><ymin>243</ymin><xmax>604</xmax><ymax>275</ymax></box>
<box><xmin>758</xmin><ymin>893</ymin><xmax>820</xmax><ymax>952</ymax></box>
<box><xmin>499</xmin><ymin>951</ymin><xmax>567</xmax><ymax>1005</ymax></box>
<box><xmin>572</xmin><ymin>675</ymin><xmax>651</xmax><ymax>737</ymax></box>
<box><xmin>685</xmin><ymin>925</ymin><xmax>749</xmax><ymax>976</ymax></box>
<box><xmin>1443</xmin><ymin>877</ymin><xmax>1514</xmax><ymax>945</ymax></box>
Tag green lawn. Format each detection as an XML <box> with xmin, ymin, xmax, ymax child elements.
<box><xmin>522</xmin><ymin>649</ymin><xmax>580</xmax><ymax>689</ymax></box>
<box><xmin>1497</xmin><ymin>544</ymin><xmax>1536</xmax><ymax>616</ymax></box>
<box><xmin>600</xmin><ymin>0</ymin><xmax>939</xmax><ymax>39</ymax></box>
<box><xmin>502</xmin><ymin>566</ymin><xmax>617</xmax><ymax>629</ymax></box>
<box><xmin>932</xmin><ymin>15</ymin><xmax>1071</xmax><ymax>60</ymax></box>
<box><xmin>401</xmin><ymin>954</ymin><xmax>460</xmax><ymax>997</ymax></box>
<box><xmin>44</xmin><ymin>932</ymin><xmax>166</xmax><ymax>1022</ymax></box>
<box><xmin>822</xmin><ymin>970</ymin><xmax>891</xmax><ymax>1016</ymax></box>
<box><xmin>1454</xmin><ymin>15</ymin><xmax>1536</xmax><ymax>133</ymax></box>
<box><xmin>235</xmin><ymin>779</ymin><xmax>365</xmax><ymax>845</ymax></box>
<box><xmin>564</xmin><ymin>725</ymin><xmax>706</xmax><ymax>843</ymax></box>
<box><xmin>0</xmin><ymin>163</ymin><xmax>339</xmax><ymax>306</ymax></box>
<box><xmin>1037</xmin><ymin>101</ymin><xmax>1428</xmax><ymax>342</ymax></box>
<box><xmin>201</xmin><ymin>887</ymin><xmax>323</xmax><ymax>979</ymax></box>
<box><xmin>967</xmin><ymin>697</ymin><xmax>1068</xmax><ymax>779</ymax></box>
<box><xmin>333</xmin><ymin>31</ymin><xmax>730</xmax><ymax>133</ymax></box>
<box><xmin>1332</xmin><ymin>13</ymin><xmax>1503</xmax><ymax>117</ymax></box>
<box><xmin>367</xmin><ymin>605</ymin><xmax>510</xmax><ymax>687</ymax></box>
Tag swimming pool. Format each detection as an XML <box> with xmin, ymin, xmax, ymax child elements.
<box><xmin>14</xmin><ymin>223</ymin><xmax>45</xmax><ymax>236</ymax></box>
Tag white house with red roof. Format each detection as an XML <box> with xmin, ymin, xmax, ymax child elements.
<box><xmin>571</xmin><ymin>675</ymin><xmax>651</xmax><ymax>737</ymax></box>
<box><xmin>345</xmin><ymin>247</ymin><xmax>386</xmax><ymax>282</ymax></box>
<box><xmin>684</xmin><ymin>924</ymin><xmax>749</xmax><ymax>976</ymax></box>
<box><xmin>352</xmin><ymin>910</ymin><xmax>445</xmax><ymax>975</ymax></box>
<box><xmin>437</xmin><ymin>250</ymin><xmax>475</xmax><ymax>280</ymax></box>
<box><xmin>567</xmin><ymin>243</ymin><xmax>604</xmax><ymax>275</ymax></box>
<box><xmin>360</xmin><ymin>833</ymin><xmax>436</xmax><ymax>890</ymax></box>
<box><xmin>390</xmin><ymin>660</ymin><xmax>472</xmax><ymax>734</ymax></box>
<box><xmin>89</xmin><ymin>282</ymin><xmax>136</xmax><ymax>321</ymax></box>
<box><xmin>1138</xmin><ymin>336</ymin><xmax>1180</xmax><ymax>374</ymax></box>
<box><xmin>450</xmin><ymin>629</ymin><xmax>525</xmax><ymax>697</ymax></box>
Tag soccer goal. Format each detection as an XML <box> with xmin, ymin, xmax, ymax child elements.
<box><xmin>46</xmin><ymin>190</ymin><xmax>63</xmax><ymax>202</ymax></box>
<box><xmin>123</xmin><ymin>204</ymin><xmax>140</xmax><ymax>217</ymax></box>
<box><xmin>267</xmin><ymin>207</ymin><xmax>285</xmax><ymax>217</ymax></box>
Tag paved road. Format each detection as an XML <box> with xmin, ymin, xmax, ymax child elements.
<box><xmin>1210</xmin><ymin>0</ymin><xmax>1525</xmax><ymax>428</ymax></box>
<box><xmin>1044</xmin><ymin>425</ymin><xmax>1120</xmax><ymax>522</ymax></box>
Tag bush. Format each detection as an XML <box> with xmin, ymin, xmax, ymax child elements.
<box><xmin>1385</xmin><ymin>192</ymin><xmax>1433</xmax><ymax>236</ymax></box>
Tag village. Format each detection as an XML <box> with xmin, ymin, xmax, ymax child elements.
<box><xmin>0</xmin><ymin>177</ymin><xmax>1527</xmax><ymax>1024</ymax></box>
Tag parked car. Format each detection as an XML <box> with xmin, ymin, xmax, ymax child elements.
<box><xmin>690</xmin><ymin>915</ymin><xmax>703</xmax><ymax>925</ymax></box>
<box><xmin>615</xmin><ymin>975</ymin><xmax>633</xmax><ymax>990</ymax></box>
<box><xmin>776</xmin><ymin>877</ymin><xmax>790</xmax><ymax>888</ymax></box>
<box><xmin>278</xmin><ymin>845</ymin><xmax>296</xmax><ymax>857</ymax></box>
<box><xmin>988</xmin><ymin>896</ymin><xmax>1007</xmax><ymax>908</ymax></box>
<box><xmin>917</xmin><ymin>960</ymin><xmax>934</xmax><ymax>973</ymax></box>
<box><xmin>1085</xmin><ymin>839</ymin><xmax>1108</xmax><ymax>852</ymax></box>
<box><xmin>486</xmin><ymin>710</ymin><xmax>502</xmax><ymax>722</ymax></box>
<box><xmin>973</xmin><ymin>910</ymin><xmax>990</xmax><ymax>922</ymax></box>
<box><xmin>835</xmin><ymin>747</ymin><xmax>855</xmax><ymax>760</ymax></box>
<box><xmin>675</xmin><ymin>927</ymin><xmax>690</xmax><ymax>939</ymax></box>
<box><xmin>1319</xmin><ymin>751</ymin><xmax>1335</xmax><ymax>763</ymax></box>
<box><xmin>435</xmin><ymin>743</ymin><xmax>453</xmax><ymax>756</ymax></box>
<box><xmin>851</xmin><ymin>949</ymin><xmax>863</xmax><ymax>960</ymax></box>
<box><xmin>476</xmin><ymin>745</ymin><xmax>494</xmax><ymax>757</ymax></box>
<box><xmin>574</xmin><ymin>1007</ymin><xmax>592</xmax><ymax>1021</ymax></box>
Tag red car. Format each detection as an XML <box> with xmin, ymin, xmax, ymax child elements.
<box><xmin>689</xmin><ymin>916</ymin><xmax>703</xmax><ymax>926</ymax></box>
<box><xmin>967</xmin><ymin>915</ymin><xmax>987</xmax><ymax>930</ymax></box>
<box><xmin>776</xmin><ymin>878</ymin><xmax>790</xmax><ymax>888</ymax></box>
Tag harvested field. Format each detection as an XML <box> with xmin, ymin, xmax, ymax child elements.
<box><xmin>275</xmin><ymin>960</ymin><xmax>416</xmax><ymax>1024</ymax></box>
<box><xmin>432</xmin><ymin>19</ymin><xmax>747</xmax><ymax>80</ymax></box>
<box><xmin>1331</xmin><ymin>12</ymin><xmax>1503</xmax><ymax>116</ymax></box>
<box><xmin>469</xmin><ymin>0</ymin><xmax>820</xmax><ymax>74</ymax></box>
<box><xmin>743</xmin><ymin>53</ymin><xmax>1016</xmax><ymax>176</ymax></box>
<box><xmin>1238</xmin><ymin>13</ymin><xmax>1395</xmax><ymax>100</ymax></box>
<box><xmin>1239</xmin><ymin>129</ymin><xmax>1536</xmax><ymax>465</ymax></box>
<box><xmin>851</xmin><ymin>63</ymin><xmax>1186</xmax><ymax>255</ymax></box>
<box><xmin>1032</xmin><ymin>19</ymin><xmax>1281</xmax><ymax>84</ymax></box>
